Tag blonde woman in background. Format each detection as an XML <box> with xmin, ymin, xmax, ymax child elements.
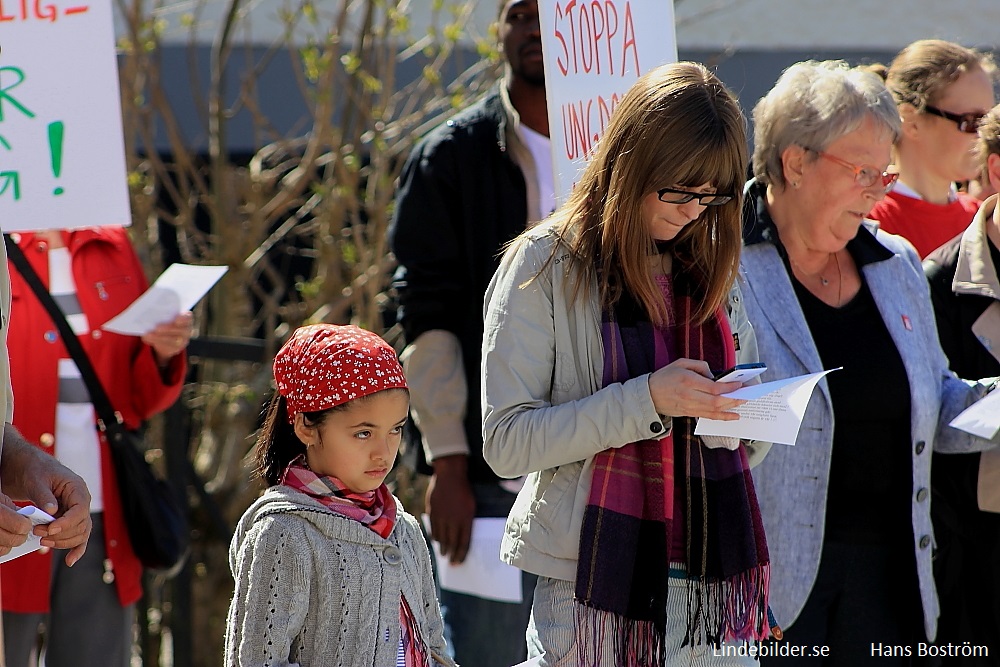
<box><xmin>867</xmin><ymin>40</ymin><xmax>996</xmax><ymax>258</ymax></box>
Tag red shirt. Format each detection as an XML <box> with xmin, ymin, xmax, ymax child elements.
<box><xmin>868</xmin><ymin>190</ymin><xmax>979</xmax><ymax>259</ymax></box>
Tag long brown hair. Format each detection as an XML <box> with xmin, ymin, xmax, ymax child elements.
<box><xmin>530</xmin><ymin>62</ymin><xmax>747</xmax><ymax>325</ymax></box>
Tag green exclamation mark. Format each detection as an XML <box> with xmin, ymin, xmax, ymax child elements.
<box><xmin>48</xmin><ymin>121</ymin><xmax>64</xmax><ymax>195</ymax></box>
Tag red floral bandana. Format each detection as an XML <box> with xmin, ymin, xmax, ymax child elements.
<box><xmin>273</xmin><ymin>324</ymin><xmax>407</xmax><ymax>422</ymax></box>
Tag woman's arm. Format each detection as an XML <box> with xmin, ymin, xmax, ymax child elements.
<box><xmin>482</xmin><ymin>237</ymin><xmax>684</xmax><ymax>478</ymax></box>
<box><xmin>893</xmin><ymin>234</ymin><xmax>999</xmax><ymax>453</ymax></box>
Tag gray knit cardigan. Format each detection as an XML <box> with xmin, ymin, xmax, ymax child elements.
<box><xmin>225</xmin><ymin>486</ymin><xmax>456</xmax><ymax>667</ymax></box>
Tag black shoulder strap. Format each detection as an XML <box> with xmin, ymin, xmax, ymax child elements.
<box><xmin>4</xmin><ymin>234</ymin><xmax>120</xmax><ymax>430</ymax></box>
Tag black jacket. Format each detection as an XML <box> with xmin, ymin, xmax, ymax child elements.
<box><xmin>389</xmin><ymin>87</ymin><xmax>529</xmax><ymax>484</ymax></box>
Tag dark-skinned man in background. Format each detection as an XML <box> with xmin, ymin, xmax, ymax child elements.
<box><xmin>389</xmin><ymin>2</ymin><xmax>550</xmax><ymax>665</ymax></box>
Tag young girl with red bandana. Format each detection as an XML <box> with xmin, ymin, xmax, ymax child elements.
<box><xmin>224</xmin><ymin>324</ymin><xmax>454</xmax><ymax>667</ymax></box>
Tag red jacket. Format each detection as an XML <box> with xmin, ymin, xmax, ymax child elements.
<box><xmin>2</xmin><ymin>228</ymin><xmax>186</xmax><ymax>612</ymax></box>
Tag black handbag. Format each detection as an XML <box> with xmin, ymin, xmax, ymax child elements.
<box><xmin>5</xmin><ymin>234</ymin><xmax>190</xmax><ymax>570</ymax></box>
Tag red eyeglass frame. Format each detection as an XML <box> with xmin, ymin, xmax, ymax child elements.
<box><xmin>810</xmin><ymin>149</ymin><xmax>899</xmax><ymax>191</ymax></box>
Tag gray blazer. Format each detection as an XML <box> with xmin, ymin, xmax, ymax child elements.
<box><xmin>741</xmin><ymin>222</ymin><xmax>998</xmax><ymax>642</ymax></box>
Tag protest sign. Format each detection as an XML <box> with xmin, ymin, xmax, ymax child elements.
<box><xmin>0</xmin><ymin>0</ymin><xmax>131</xmax><ymax>230</ymax></box>
<box><xmin>538</xmin><ymin>0</ymin><xmax>678</xmax><ymax>205</ymax></box>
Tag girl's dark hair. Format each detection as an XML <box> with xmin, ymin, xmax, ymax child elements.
<box><xmin>253</xmin><ymin>394</ymin><xmax>332</xmax><ymax>487</ymax></box>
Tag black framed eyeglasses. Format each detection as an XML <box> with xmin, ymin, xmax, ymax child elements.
<box><xmin>656</xmin><ymin>187</ymin><xmax>733</xmax><ymax>206</ymax></box>
<box><xmin>923</xmin><ymin>105</ymin><xmax>985</xmax><ymax>134</ymax></box>
<box><xmin>807</xmin><ymin>148</ymin><xmax>899</xmax><ymax>192</ymax></box>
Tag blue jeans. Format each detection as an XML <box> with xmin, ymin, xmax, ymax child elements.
<box><xmin>436</xmin><ymin>482</ymin><xmax>536</xmax><ymax>667</ymax></box>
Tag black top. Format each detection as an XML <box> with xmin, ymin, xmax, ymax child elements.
<box><xmin>390</xmin><ymin>87</ymin><xmax>528</xmax><ymax>484</ymax></box>
<box><xmin>793</xmin><ymin>272</ymin><xmax>913</xmax><ymax>545</ymax></box>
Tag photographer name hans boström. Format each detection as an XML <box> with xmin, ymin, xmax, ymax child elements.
<box><xmin>871</xmin><ymin>642</ymin><xmax>989</xmax><ymax>658</ymax></box>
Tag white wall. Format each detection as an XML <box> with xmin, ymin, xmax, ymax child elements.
<box><xmin>673</xmin><ymin>0</ymin><xmax>1000</xmax><ymax>51</ymax></box>
<box><xmin>128</xmin><ymin>1</ymin><xmax>999</xmax><ymax>54</ymax></box>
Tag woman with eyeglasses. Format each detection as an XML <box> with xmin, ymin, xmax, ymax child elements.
<box><xmin>741</xmin><ymin>60</ymin><xmax>1000</xmax><ymax>666</ymax></box>
<box><xmin>866</xmin><ymin>40</ymin><xmax>996</xmax><ymax>259</ymax></box>
<box><xmin>482</xmin><ymin>62</ymin><xmax>773</xmax><ymax>666</ymax></box>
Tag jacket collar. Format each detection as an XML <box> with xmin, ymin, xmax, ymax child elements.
<box><xmin>496</xmin><ymin>79</ymin><xmax>542</xmax><ymax>223</ymax></box>
<box><xmin>487</xmin><ymin>79</ymin><xmax>517</xmax><ymax>151</ymax></box>
<box><xmin>742</xmin><ymin>178</ymin><xmax>894</xmax><ymax>268</ymax></box>
<box><xmin>499</xmin><ymin>81</ymin><xmax>514</xmax><ymax>148</ymax></box>
<box><xmin>953</xmin><ymin>194</ymin><xmax>1000</xmax><ymax>300</ymax></box>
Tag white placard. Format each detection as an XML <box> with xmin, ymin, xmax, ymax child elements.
<box><xmin>422</xmin><ymin>515</ymin><xmax>523</xmax><ymax>604</ymax></box>
<box><xmin>512</xmin><ymin>658</ymin><xmax>544</xmax><ymax>667</ymax></box>
<box><xmin>695</xmin><ymin>369</ymin><xmax>841</xmax><ymax>447</ymax></box>
<box><xmin>538</xmin><ymin>0</ymin><xmax>677</xmax><ymax>204</ymax></box>
<box><xmin>0</xmin><ymin>0</ymin><xmax>132</xmax><ymax>231</ymax></box>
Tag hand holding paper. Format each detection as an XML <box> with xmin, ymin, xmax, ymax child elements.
<box><xmin>103</xmin><ymin>264</ymin><xmax>228</xmax><ymax>336</ymax></box>
<box><xmin>648</xmin><ymin>359</ymin><xmax>748</xmax><ymax>422</ymax></box>
<box><xmin>695</xmin><ymin>369</ymin><xmax>841</xmax><ymax>446</ymax></box>
<box><xmin>142</xmin><ymin>311</ymin><xmax>195</xmax><ymax>363</ymax></box>
<box><xmin>949</xmin><ymin>385</ymin><xmax>1000</xmax><ymax>439</ymax></box>
<box><xmin>0</xmin><ymin>506</ymin><xmax>56</xmax><ymax>564</ymax></box>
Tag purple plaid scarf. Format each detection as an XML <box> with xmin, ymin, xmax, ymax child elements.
<box><xmin>574</xmin><ymin>272</ymin><xmax>770</xmax><ymax>665</ymax></box>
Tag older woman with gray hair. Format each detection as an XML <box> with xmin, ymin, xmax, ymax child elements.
<box><xmin>740</xmin><ymin>60</ymin><xmax>1000</xmax><ymax>665</ymax></box>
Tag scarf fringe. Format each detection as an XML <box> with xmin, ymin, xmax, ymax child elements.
<box><xmin>683</xmin><ymin>564</ymin><xmax>771</xmax><ymax>648</ymax></box>
<box><xmin>575</xmin><ymin>602</ymin><xmax>664</xmax><ymax>667</ymax></box>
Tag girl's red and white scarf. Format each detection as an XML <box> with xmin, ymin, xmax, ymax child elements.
<box><xmin>280</xmin><ymin>454</ymin><xmax>396</xmax><ymax>538</ymax></box>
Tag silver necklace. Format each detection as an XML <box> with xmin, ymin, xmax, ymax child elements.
<box><xmin>789</xmin><ymin>253</ymin><xmax>835</xmax><ymax>285</ymax></box>
<box><xmin>790</xmin><ymin>252</ymin><xmax>843</xmax><ymax>304</ymax></box>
